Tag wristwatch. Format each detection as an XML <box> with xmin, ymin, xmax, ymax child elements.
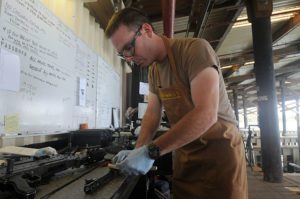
<box><xmin>147</xmin><ymin>142</ymin><xmax>160</xmax><ymax>160</ymax></box>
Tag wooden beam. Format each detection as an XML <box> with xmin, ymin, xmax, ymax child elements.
<box><xmin>193</xmin><ymin>0</ymin><xmax>214</xmax><ymax>38</ymax></box>
<box><xmin>225</xmin><ymin>62</ymin><xmax>300</xmax><ymax>90</ymax></box>
<box><xmin>225</xmin><ymin>73</ymin><xmax>255</xmax><ymax>84</ymax></box>
<box><xmin>220</xmin><ymin>41</ymin><xmax>300</xmax><ymax>67</ymax></box>
<box><xmin>273</xmin><ymin>13</ymin><xmax>300</xmax><ymax>44</ymax></box>
<box><xmin>275</xmin><ymin>61</ymin><xmax>300</xmax><ymax>74</ymax></box>
<box><xmin>220</xmin><ymin>44</ymin><xmax>300</xmax><ymax>78</ymax></box>
<box><xmin>214</xmin><ymin>1</ymin><xmax>244</xmax><ymax>51</ymax></box>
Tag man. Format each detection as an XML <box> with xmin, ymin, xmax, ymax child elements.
<box><xmin>105</xmin><ymin>8</ymin><xmax>248</xmax><ymax>199</ymax></box>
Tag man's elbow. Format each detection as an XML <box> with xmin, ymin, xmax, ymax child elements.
<box><xmin>208</xmin><ymin>111</ymin><xmax>218</xmax><ymax>127</ymax></box>
<box><xmin>194</xmin><ymin>105</ymin><xmax>218</xmax><ymax>129</ymax></box>
<box><xmin>204</xmin><ymin>108</ymin><xmax>218</xmax><ymax>128</ymax></box>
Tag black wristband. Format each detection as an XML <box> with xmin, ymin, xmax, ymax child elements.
<box><xmin>147</xmin><ymin>143</ymin><xmax>160</xmax><ymax>160</ymax></box>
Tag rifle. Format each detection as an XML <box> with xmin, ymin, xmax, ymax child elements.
<box><xmin>0</xmin><ymin>146</ymin><xmax>106</xmax><ymax>199</ymax></box>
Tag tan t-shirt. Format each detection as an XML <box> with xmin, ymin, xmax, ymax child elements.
<box><xmin>148</xmin><ymin>38</ymin><xmax>237</xmax><ymax>125</ymax></box>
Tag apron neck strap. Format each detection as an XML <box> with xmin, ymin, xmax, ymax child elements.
<box><xmin>152</xmin><ymin>63</ymin><xmax>162</xmax><ymax>88</ymax></box>
<box><xmin>160</xmin><ymin>36</ymin><xmax>190</xmax><ymax>95</ymax></box>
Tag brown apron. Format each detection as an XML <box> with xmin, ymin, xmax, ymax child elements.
<box><xmin>153</xmin><ymin>36</ymin><xmax>248</xmax><ymax>199</ymax></box>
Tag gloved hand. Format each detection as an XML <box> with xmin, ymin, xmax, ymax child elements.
<box><xmin>112</xmin><ymin>150</ymin><xmax>131</xmax><ymax>164</ymax></box>
<box><xmin>116</xmin><ymin>145</ymin><xmax>154</xmax><ymax>175</ymax></box>
<box><xmin>34</xmin><ymin>147</ymin><xmax>57</xmax><ymax>158</ymax></box>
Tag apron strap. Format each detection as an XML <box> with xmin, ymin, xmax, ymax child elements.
<box><xmin>154</xmin><ymin>63</ymin><xmax>162</xmax><ymax>88</ymax></box>
<box><xmin>149</xmin><ymin>63</ymin><xmax>161</xmax><ymax>89</ymax></box>
<box><xmin>160</xmin><ymin>36</ymin><xmax>190</xmax><ymax>97</ymax></box>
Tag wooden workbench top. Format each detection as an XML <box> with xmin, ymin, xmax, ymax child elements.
<box><xmin>36</xmin><ymin>166</ymin><xmax>139</xmax><ymax>199</ymax></box>
<box><xmin>0</xmin><ymin>164</ymin><xmax>139</xmax><ymax>199</ymax></box>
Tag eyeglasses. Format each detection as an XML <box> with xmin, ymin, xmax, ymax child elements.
<box><xmin>117</xmin><ymin>26</ymin><xmax>142</xmax><ymax>60</ymax></box>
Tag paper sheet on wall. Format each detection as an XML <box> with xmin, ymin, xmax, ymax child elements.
<box><xmin>139</xmin><ymin>82</ymin><xmax>149</xmax><ymax>95</ymax></box>
<box><xmin>0</xmin><ymin>48</ymin><xmax>21</xmax><ymax>92</ymax></box>
<box><xmin>112</xmin><ymin>108</ymin><xmax>120</xmax><ymax>129</ymax></box>
<box><xmin>4</xmin><ymin>113</ymin><xmax>19</xmax><ymax>133</ymax></box>
<box><xmin>138</xmin><ymin>103</ymin><xmax>148</xmax><ymax>119</ymax></box>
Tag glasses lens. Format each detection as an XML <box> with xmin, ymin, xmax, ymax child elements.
<box><xmin>122</xmin><ymin>46</ymin><xmax>134</xmax><ymax>57</ymax></box>
<box><xmin>118</xmin><ymin>26</ymin><xmax>141</xmax><ymax>59</ymax></box>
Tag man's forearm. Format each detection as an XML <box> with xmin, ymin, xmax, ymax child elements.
<box><xmin>153</xmin><ymin>106</ymin><xmax>217</xmax><ymax>156</ymax></box>
<box><xmin>135</xmin><ymin>110</ymin><xmax>161</xmax><ymax>148</ymax></box>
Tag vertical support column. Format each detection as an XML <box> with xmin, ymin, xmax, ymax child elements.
<box><xmin>121</xmin><ymin>61</ymin><xmax>127</xmax><ymax>126</ymax></box>
<box><xmin>246</xmin><ymin>0</ymin><xmax>283</xmax><ymax>182</ymax></box>
<box><xmin>229</xmin><ymin>93</ymin><xmax>233</xmax><ymax>107</ymax></box>
<box><xmin>296</xmin><ymin>98</ymin><xmax>300</xmax><ymax>157</ymax></box>
<box><xmin>161</xmin><ymin>0</ymin><xmax>176</xmax><ymax>38</ymax></box>
<box><xmin>131</xmin><ymin>65</ymin><xmax>140</xmax><ymax>109</ymax></box>
<box><xmin>233</xmin><ymin>89</ymin><xmax>239</xmax><ymax>127</ymax></box>
<box><xmin>280</xmin><ymin>79</ymin><xmax>287</xmax><ymax>136</ymax></box>
<box><xmin>242</xmin><ymin>93</ymin><xmax>248</xmax><ymax>129</ymax></box>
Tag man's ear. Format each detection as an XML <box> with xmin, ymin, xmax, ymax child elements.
<box><xmin>142</xmin><ymin>23</ymin><xmax>153</xmax><ymax>37</ymax></box>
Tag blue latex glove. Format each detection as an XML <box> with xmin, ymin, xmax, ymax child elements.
<box><xmin>112</xmin><ymin>150</ymin><xmax>131</xmax><ymax>164</ymax></box>
<box><xmin>116</xmin><ymin>145</ymin><xmax>154</xmax><ymax>175</ymax></box>
<box><xmin>34</xmin><ymin>147</ymin><xmax>57</xmax><ymax>157</ymax></box>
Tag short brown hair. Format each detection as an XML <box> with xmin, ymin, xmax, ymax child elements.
<box><xmin>105</xmin><ymin>8</ymin><xmax>152</xmax><ymax>38</ymax></box>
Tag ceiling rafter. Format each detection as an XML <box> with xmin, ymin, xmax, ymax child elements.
<box><xmin>226</xmin><ymin>63</ymin><xmax>300</xmax><ymax>86</ymax></box>
<box><xmin>214</xmin><ymin>1</ymin><xmax>244</xmax><ymax>51</ymax></box>
<box><xmin>221</xmin><ymin>12</ymin><xmax>300</xmax><ymax>78</ymax></box>
<box><xmin>273</xmin><ymin>12</ymin><xmax>300</xmax><ymax>44</ymax></box>
<box><xmin>220</xmin><ymin>40</ymin><xmax>300</xmax><ymax>68</ymax></box>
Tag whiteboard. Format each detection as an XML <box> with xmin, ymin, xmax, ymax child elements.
<box><xmin>96</xmin><ymin>57</ymin><xmax>121</xmax><ymax>128</ymax></box>
<box><xmin>0</xmin><ymin>0</ymin><xmax>121</xmax><ymax>135</ymax></box>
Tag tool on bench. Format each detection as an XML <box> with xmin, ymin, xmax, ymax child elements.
<box><xmin>83</xmin><ymin>163</ymin><xmax>157</xmax><ymax>194</ymax></box>
<box><xmin>83</xmin><ymin>164</ymin><xmax>118</xmax><ymax>194</ymax></box>
<box><xmin>107</xmin><ymin>163</ymin><xmax>157</xmax><ymax>171</ymax></box>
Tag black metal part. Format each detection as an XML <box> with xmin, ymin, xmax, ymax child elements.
<box><xmin>84</xmin><ymin>167</ymin><xmax>158</xmax><ymax>198</ymax></box>
<box><xmin>84</xmin><ymin>170</ymin><xmax>117</xmax><ymax>194</ymax></box>
<box><xmin>70</xmin><ymin>129</ymin><xmax>114</xmax><ymax>148</ymax></box>
<box><xmin>6</xmin><ymin>158</ymin><xmax>14</xmax><ymax>174</ymax></box>
<box><xmin>233</xmin><ymin>88</ymin><xmax>239</xmax><ymax>126</ymax></box>
<box><xmin>84</xmin><ymin>146</ymin><xmax>107</xmax><ymax>164</ymax></box>
<box><xmin>4</xmin><ymin>175</ymin><xmax>36</xmax><ymax>199</ymax></box>
<box><xmin>0</xmin><ymin>146</ymin><xmax>106</xmax><ymax>198</ymax></box>
<box><xmin>40</xmin><ymin>163</ymin><xmax>103</xmax><ymax>199</ymax></box>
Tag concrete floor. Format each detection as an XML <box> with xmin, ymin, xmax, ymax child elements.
<box><xmin>248</xmin><ymin>168</ymin><xmax>300</xmax><ymax>199</ymax></box>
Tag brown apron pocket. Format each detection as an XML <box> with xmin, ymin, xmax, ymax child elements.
<box><xmin>173</xmin><ymin>139</ymin><xmax>247</xmax><ymax>199</ymax></box>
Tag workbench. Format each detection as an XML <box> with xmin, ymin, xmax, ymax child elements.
<box><xmin>0</xmin><ymin>164</ymin><xmax>140</xmax><ymax>199</ymax></box>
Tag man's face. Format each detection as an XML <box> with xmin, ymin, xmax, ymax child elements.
<box><xmin>111</xmin><ymin>24</ymin><xmax>153</xmax><ymax>67</ymax></box>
